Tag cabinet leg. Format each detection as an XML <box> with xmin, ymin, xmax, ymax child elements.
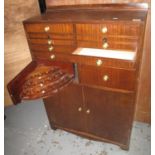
<box><xmin>120</xmin><ymin>145</ymin><xmax>129</xmax><ymax>150</ymax></box>
<box><xmin>50</xmin><ymin>122</ymin><xmax>57</xmax><ymax>130</ymax></box>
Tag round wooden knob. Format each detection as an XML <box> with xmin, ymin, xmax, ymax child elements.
<box><xmin>44</xmin><ymin>26</ymin><xmax>50</xmax><ymax>32</ymax></box>
<box><xmin>78</xmin><ymin>107</ymin><xmax>82</xmax><ymax>112</ymax></box>
<box><xmin>102</xmin><ymin>42</ymin><xmax>109</xmax><ymax>49</ymax></box>
<box><xmin>103</xmin><ymin>75</ymin><xmax>109</xmax><ymax>81</ymax></box>
<box><xmin>86</xmin><ymin>109</ymin><xmax>90</xmax><ymax>114</ymax></box>
<box><xmin>50</xmin><ymin>54</ymin><xmax>55</xmax><ymax>60</ymax></box>
<box><xmin>101</xmin><ymin>26</ymin><xmax>108</xmax><ymax>34</ymax></box>
<box><xmin>48</xmin><ymin>46</ymin><xmax>54</xmax><ymax>52</ymax></box>
<box><xmin>96</xmin><ymin>59</ymin><xmax>103</xmax><ymax>66</ymax></box>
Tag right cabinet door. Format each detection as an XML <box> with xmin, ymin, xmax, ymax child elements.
<box><xmin>84</xmin><ymin>86</ymin><xmax>135</xmax><ymax>148</ymax></box>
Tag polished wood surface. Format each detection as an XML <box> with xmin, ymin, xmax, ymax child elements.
<box><xmin>78</xmin><ymin>64</ymin><xmax>136</xmax><ymax>91</ymax></box>
<box><xmin>44</xmin><ymin>84</ymin><xmax>87</xmax><ymax>132</ymax></box>
<box><xmin>84</xmin><ymin>86</ymin><xmax>135</xmax><ymax>149</ymax></box>
<box><xmin>7</xmin><ymin>3</ymin><xmax>149</xmax><ymax>149</ymax></box>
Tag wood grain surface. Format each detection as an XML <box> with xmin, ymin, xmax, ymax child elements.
<box><xmin>5</xmin><ymin>0</ymin><xmax>151</xmax><ymax>125</ymax></box>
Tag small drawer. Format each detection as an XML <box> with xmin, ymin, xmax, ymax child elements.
<box><xmin>76</xmin><ymin>23</ymin><xmax>141</xmax><ymax>37</ymax></box>
<box><xmin>77</xmin><ymin>40</ymin><xmax>136</xmax><ymax>51</ymax></box>
<box><xmin>28</xmin><ymin>33</ymin><xmax>74</xmax><ymax>40</ymax></box>
<box><xmin>29</xmin><ymin>39</ymin><xmax>75</xmax><ymax>46</ymax></box>
<box><xmin>99</xmin><ymin>41</ymin><xmax>137</xmax><ymax>51</ymax></box>
<box><xmin>78</xmin><ymin>65</ymin><xmax>136</xmax><ymax>91</ymax></box>
<box><xmin>25</xmin><ymin>23</ymin><xmax>74</xmax><ymax>34</ymax></box>
<box><xmin>30</xmin><ymin>44</ymin><xmax>76</xmax><ymax>53</ymax></box>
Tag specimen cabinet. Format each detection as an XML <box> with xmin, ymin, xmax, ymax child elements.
<box><xmin>7</xmin><ymin>3</ymin><xmax>148</xmax><ymax>150</ymax></box>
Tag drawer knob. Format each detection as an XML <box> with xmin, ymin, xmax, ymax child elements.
<box><xmin>44</xmin><ymin>26</ymin><xmax>50</xmax><ymax>32</ymax></box>
<box><xmin>102</xmin><ymin>42</ymin><xmax>109</xmax><ymax>49</ymax></box>
<box><xmin>41</xmin><ymin>90</ymin><xmax>45</xmax><ymax>94</ymax></box>
<box><xmin>48</xmin><ymin>40</ymin><xmax>53</xmax><ymax>45</ymax></box>
<box><xmin>78</xmin><ymin>107</ymin><xmax>82</xmax><ymax>112</ymax></box>
<box><xmin>48</xmin><ymin>46</ymin><xmax>54</xmax><ymax>52</ymax></box>
<box><xmin>103</xmin><ymin>75</ymin><xmax>109</xmax><ymax>81</ymax></box>
<box><xmin>96</xmin><ymin>59</ymin><xmax>103</xmax><ymax>66</ymax></box>
<box><xmin>86</xmin><ymin>109</ymin><xmax>90</xmax><ymax>114</ymax></box>
<box><xmin>101</xmin><ymin>26</ymin><xmax>108</xmax><ymax>34</ymax></box>
<box><xmin>50</xmin><ymin>54</ymin><xmax>55</xmax><ymax>60</ymax></box>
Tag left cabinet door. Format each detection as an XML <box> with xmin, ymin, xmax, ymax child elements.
<box><xmin>44</xmin><ymin>84</ymin><xmax>86</xmax><ymax>132</ymax></box>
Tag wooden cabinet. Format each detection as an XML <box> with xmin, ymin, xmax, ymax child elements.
<box><xmin>7</xmin><ymin>4</ymin><xmax>148</xmax><ymax>150</ymax></box>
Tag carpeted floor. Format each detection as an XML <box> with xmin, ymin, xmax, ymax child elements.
<box><xmin>4</xmin><ymin>99</ymin><xmax>151</xmax><ymax>155</ymax></box>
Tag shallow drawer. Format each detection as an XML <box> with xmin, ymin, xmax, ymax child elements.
<box><xmin>29</xmin><ymin>39</ymin><xmax>75</xmax><ymax>46</ymax></box>
<box><xmin>30</xmin><ymin>44</ymin><xmax>76</xmax><ymax>53</ymax></box>
<box><xmin>25</xmin><ymin>23</ymin><xmax>74</xmax><ymax>33</ymax></box>
<box><xmin>78</xmin><ymin>65</ymin><xmax>136</xmax><ymax>91</ymax></box>
<box><xmin>28</xmin><ymin>33</ymin><xmax>74</xmax><ymax>40</ymax></box>
<box><xmin>76</xmin><ymin>23</ymin><xmax>141</xmax><ymax>37</ymax></box>
<box><xmin>7</xmin><ymin>61</ymin><xmax>74</xmax><ymax>104</ymax></box>
<box><xmin>77</xmin><ymin>41</ymin><xmax>136</xmax><ymax>51</ymax></box>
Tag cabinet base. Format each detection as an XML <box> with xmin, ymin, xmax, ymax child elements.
<box><xmin>50</xmin><ymin>123</ymin><xmax>129</xmax><ymax>150</ymax></box>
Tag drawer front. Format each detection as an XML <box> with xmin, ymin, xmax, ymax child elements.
<box><xmin>78</xmin><ymin>65</ymin><xmax>136</xmax><ymax>91</ymax></box>
<box><xmin>76</xmin><ymin>23</ymin><xmax>141</xmax><ymax>37</ymax></box>
<box><xmin>77</xmin><ymin>41</ymin><xmax>136</xmax><ymax>51</ymax></box>
<box><xmin>28</xmin><ymin>33</ymin><xmax>74</xmax><ymax>40</ymax></box>
<box><xmin>29</xmin><ymin>39</ymin><xmax>75</xmax><ymax>46</ymax></box>
<box><xmin>25</xmin><ymin>23</ymin><xmax>74</xmax><ymax>33</ymax></box>
<box><xmin>30</xmin><ymin>45</ymin><xmax>76</xmax><ymax>54</ymax></box>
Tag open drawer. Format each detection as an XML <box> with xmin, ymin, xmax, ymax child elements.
<box><xmin>7</xmin><ymin>61</ymin><xmax>74</xmax><ymax>104</ymax></box>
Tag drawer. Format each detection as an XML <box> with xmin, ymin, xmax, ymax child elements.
<box><xmin>25</xmin><ymin>23</ymin><xmax>74</xmax><ymax>33</ymax></box>
<box><xmin>28</xmin><ymin>33</ymin><xmax>74</xmax><ymax>40</ymax></box>
<box><xmin>7</xmin><ymin>61</ymin><xmax>74</xmax><ymax>104</ymax></box>
<box><xmin>30</xmin><ymin>44</ymin><xmax>76</xmax><ymax>53</ymax></box>
<box><xmin>77</xmin><ymin>41</ymin><xmax>136</xmax><ymax>51</ymax></box>
<box><xmin>29</xmin><ymin>39</ymin><xmax>75</xmax><ymax>46</ymax></box>
<box><xmin>78</xmin><ymin>65</ymin><xmax>136</xmax><ymax>91</ymax></box>
<box><xmin>76</xmin><ymin>23</ymin><xmax>141</xmax><ymax>37</ymax></box>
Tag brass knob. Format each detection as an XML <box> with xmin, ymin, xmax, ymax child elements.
<box><xmin>102</xmin><ymin>42</ymin><xmax>109</xmax><ymax>49</ymax></box>
<box><xmin>48</xmin><ymin>40</ymin><xmax>54</xmax><ymax>45</ymax></box>
<box><xmin>96</xmin><ymin>59</ymin><xmax>103</xmax><ymax>66</ymax></box>
<box><xmin>86</xmin><ymin>109</ymin><xmax>90</xmax><ymax>114</ymax></box>
<box><xmin>101</xmin><ymin>26</ymin><xmax>108</xmax><ymax>34</ymax></box>
<box><xmin>103</xmin><ymin>75</ymin><xmax>109</xmax><ymax>81</ymax></box>
<box><xmin>50</xmin><ymin>54</ymin><xmax>55</xmax><ymax>60</ymax></box>
<box><xmin>41</xmin><ymin>90</ymin><xmax>45</xmax><ymax>94</ymax></box>
<box><xmin>48</xmin><ymin>46</ymin><xmax>54</xmax><ymax>52</ymax></box>
<box><xmin>47</xmin><ymin>40</ymin><xmax>52</xmax><ymax>45</ymax></box>
<box><xmin>78</xmin><ymin>107</ymin><xmax>82</xmax><ymax>112</ymax></box>
<box><xmin>44</xmin><ymin>26</ymin><xmax>50</xmax><ymax>32</ymax></box>
<box><xmin>40</xmin><ymin>83</ymin><xmax>44</xmax><ymax>87</ymax></box>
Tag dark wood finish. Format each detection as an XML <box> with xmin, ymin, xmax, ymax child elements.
<box><xmin>8</xmin><ymin>61</ymin><xmax>75</xmax><ymax>103</ymax></box>
<box><xmin>20</xmin><ymin>65</ymin><xmax>74</xmax><ymax>100</ymax></box>
<box><xmin>84</xmin><ymin>86</ymin><xmax>135</xmax><ymax>149</ymax></box>
<box><xmin>8</xmin><ymin>4</ymin><xmax>148</xmax><ymax>150</ymax></box>
<box><xmin>25</xmin><ymin>23</ymin><xmax>74</xmax><ymax>33</ymax></box>
<box><xmin>41</xmin><ymin>52</ymin><xmax>135</xmax><ymax>69</ymax></box>
<box><xmin>44</xmin><ymin>84</ymin><xmax>87</xmax><ymax>132</ymax></box>
<box><xmin>78</xmin><ymin>64</ymin><xmax>136</xmax><ymax>91</ymax></box>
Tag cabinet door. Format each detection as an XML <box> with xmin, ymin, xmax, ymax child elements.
<box><xmin>44</xmin><ymin>84</ymin><xmax>86</xmax><ymax>132</ymax></box>
<box><xmin>84</xmin><ymin>86</ymin><xmax>135</xmax><ymax>147</ymax></box>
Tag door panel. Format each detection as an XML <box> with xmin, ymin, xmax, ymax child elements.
<box><xmin>84</xmin><ymin>86</ymin><xmax>135</xmax><ymax>146</ymax></box>
<box><xmin>44</xmin><ymin>84</ymin><xmax>86</xmax><ymax>132</ymax></box>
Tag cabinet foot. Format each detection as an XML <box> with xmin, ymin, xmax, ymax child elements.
<box><xmin>50</xmin><ymin>122</ymin><xmax>57</xmax><ymax>130</ymax></box>
<box><xmin>120</xmin><ymin>145</ymin><xmax>129</xmax><ymax>150</ymax></box>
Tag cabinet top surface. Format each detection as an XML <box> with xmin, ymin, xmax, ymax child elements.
<box><xmin>24</xmin><ymin>3</ymin><xmax>148</xmax><ymax>24</ymax></box>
